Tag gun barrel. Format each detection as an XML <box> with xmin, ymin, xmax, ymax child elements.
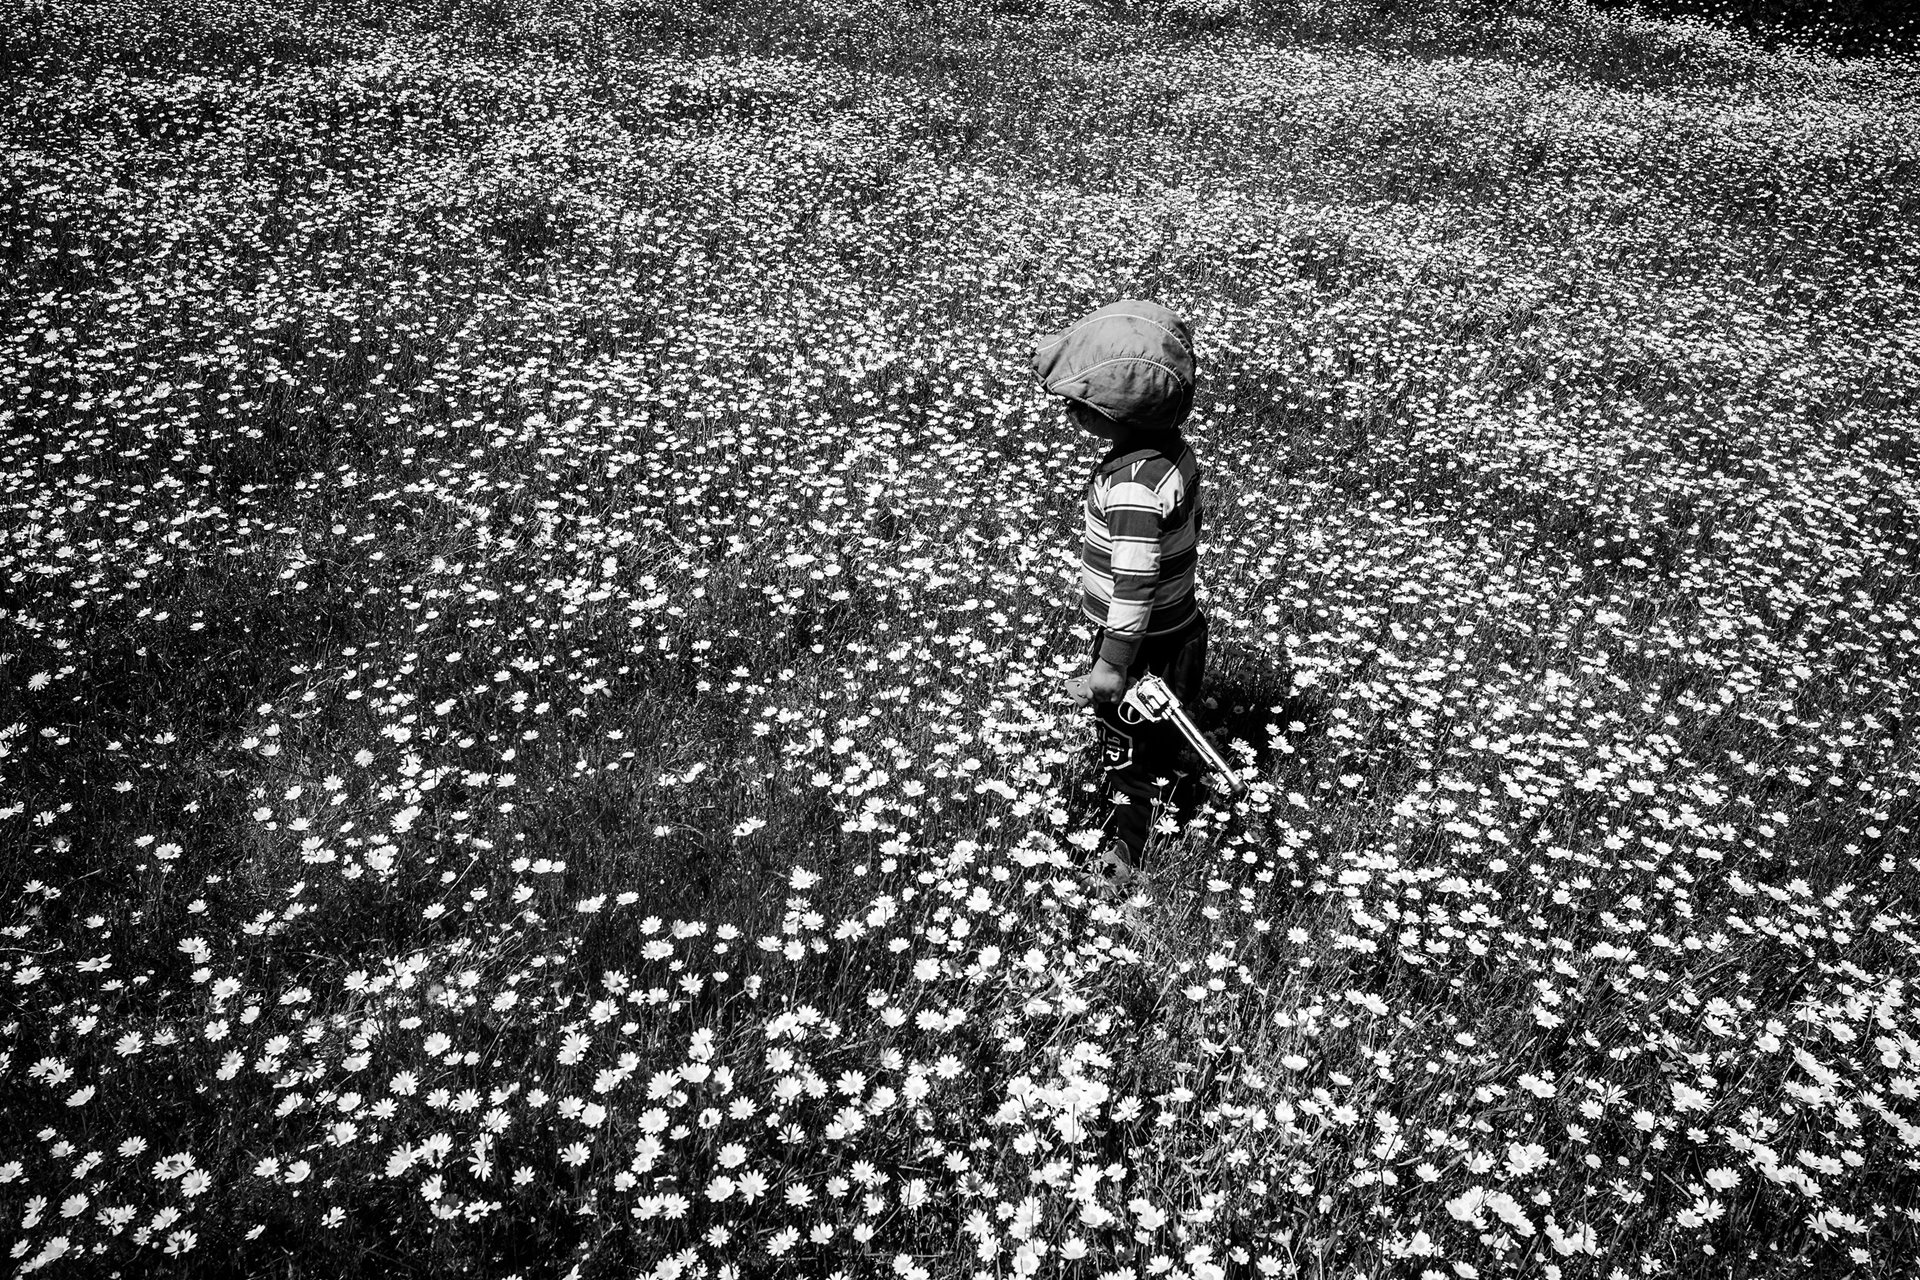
<box><xmin>1164</xmin><ymin>702</ymin><xmax>1245</xmax><ymax>796</ymax></box>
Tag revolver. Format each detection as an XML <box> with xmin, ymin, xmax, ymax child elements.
<box><xmin>1066</xmin><ymin>672</ymin><xmax>1247</xmax><ymax>797</ymax></box>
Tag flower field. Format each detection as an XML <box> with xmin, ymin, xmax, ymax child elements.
<box><xmin>4</xmin><ymin>0</ymin><xmax>1920</xmax><ymax>1275</ymax></box>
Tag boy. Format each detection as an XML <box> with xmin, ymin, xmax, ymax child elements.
<box><xmin>1031</xmin><ymin>299</ymin><xmax>1208</xmax><ymax>878</ymax></box>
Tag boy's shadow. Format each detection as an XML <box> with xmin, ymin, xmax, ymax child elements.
<box><xmin>1194</xmin><ymin>640</ymin><xmax>1328</xmax><ymax>778</ymax></box>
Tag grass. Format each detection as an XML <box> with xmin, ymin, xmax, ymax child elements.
<box><xmin>3</xmin><ymin>0</ymin><xmax>1920</xmax><ymax>1276</ymax></box>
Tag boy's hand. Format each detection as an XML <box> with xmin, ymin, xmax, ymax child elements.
<box><xmin>1088</xmin><ymin>657</ymin><xmax>1129</xmax><ymax>704</ymax></box>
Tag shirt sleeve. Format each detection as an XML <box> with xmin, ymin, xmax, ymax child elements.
<box><xmin>1097</xmin><ymin>462</ymin><xmax>1173</xmax><ymax>668</ymax></box>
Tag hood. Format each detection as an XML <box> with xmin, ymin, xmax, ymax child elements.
<box><xmin>1030</xmin><ymin>299</ymin><xmax>1197</xmax><ymax>431</ymax></box>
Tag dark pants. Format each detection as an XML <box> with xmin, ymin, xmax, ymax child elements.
<box><xmin>1091</xmin><ymin>615</ymin><xmax>1207</xmax><ymax>859</ymax></box>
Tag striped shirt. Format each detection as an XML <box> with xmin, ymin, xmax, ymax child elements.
<box><xmin>1081</xmin><ymin>431</ymin><xmax>1203</xmax><ymax>667</ymax></box>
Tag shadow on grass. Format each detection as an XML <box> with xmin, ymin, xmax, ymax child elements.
<box><xmin>1200</xmin><ymin>635</ymin><xmax>1319</xmax><ymax>772</ymax></box>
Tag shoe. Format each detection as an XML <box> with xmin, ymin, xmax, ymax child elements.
<box><xmin>1086</xmin><ymin>841</ymin><xmax>1137</xmax><ymax>899</ymax></box>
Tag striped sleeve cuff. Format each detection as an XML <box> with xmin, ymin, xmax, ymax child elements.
<box><xmin>1098</xmin><ymin>629</ymin><xmax>1144</xmax><ymax>669</ymax></box>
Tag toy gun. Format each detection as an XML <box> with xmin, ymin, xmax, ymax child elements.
<box><xmin>1066</xmin><ymin>672</ymin><xmax>1247</xmax><ymax>797</ymax></box>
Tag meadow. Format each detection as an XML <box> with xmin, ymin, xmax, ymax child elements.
<box><xmin>4</xmin><ymin>0</ymin><xmax>1920</xmax><ymax>1275</ymax></box>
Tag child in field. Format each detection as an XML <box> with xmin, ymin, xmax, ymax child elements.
<box><xmin>1031</xmin><ymin>299</ymin><xmax>1207</xmax><ymax>878</ymax></box>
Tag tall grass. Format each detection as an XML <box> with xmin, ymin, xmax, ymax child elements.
<box><xmin>3</xmin><ymin>0</ymin><xmax>1919</xmax><ymax>1277</ymax></box>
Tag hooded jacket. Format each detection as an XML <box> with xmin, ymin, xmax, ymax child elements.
<box><xmin>1032</xmin><ymin>301</ymin><xmax>1203</xmax><ymax>667</ymax></box>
